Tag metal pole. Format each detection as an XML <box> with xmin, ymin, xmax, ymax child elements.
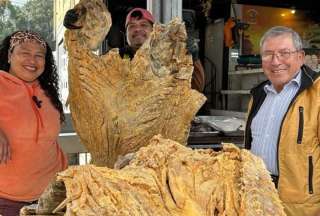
<box><xmin>163</xmin><ymin>0</ymin><xmax>182</xmax><ymax>23</ymax></box>
<box><xmin>147</xmin><ymin>0</ymin><xmax>162</xmax><ymax>23</ymax></box>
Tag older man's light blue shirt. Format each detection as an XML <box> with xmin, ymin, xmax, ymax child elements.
<box><xmin>250</xmin><ymin>71</ymin><xmax>301</xmax><ymax>175</ymax></box>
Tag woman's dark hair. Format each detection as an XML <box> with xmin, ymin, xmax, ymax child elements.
<box><xmin>0</xmin><ymin>31</ymin><xmax>65</xmax><ymax>123</ymax></box>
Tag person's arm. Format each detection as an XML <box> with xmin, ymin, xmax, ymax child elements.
<box><xmin>0</xmin><ymin>128</ymin><xmax>10</xmax><ymax>164</ymax></box>
<box><xmin>186</xmin><ymin>37</ymin><xmax>205</xmax><ymax>92</ymax></box>
<box><xmin>191</xmin><ymin>59</ymin><xmax>205</xmax><ymax>92</ymax></box>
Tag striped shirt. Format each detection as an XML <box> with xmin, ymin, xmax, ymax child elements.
<box><xmin>250</xmin><ymin>71</ymin><xmax>301</xmax><ymax>175</ymax></box>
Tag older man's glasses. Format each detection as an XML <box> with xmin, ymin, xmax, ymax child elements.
<box><xmin>261</xmin><ymin>49</ymin><xmax>300</xmax><ymax>62</ymax></box>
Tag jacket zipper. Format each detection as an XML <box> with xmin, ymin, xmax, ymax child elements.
<box><xmin>275</xmin><ymin>92</ymin><xmax>301</xmax><ymax>184</ymax></box>
<box><xmin>308</xmin><ymin>156</ymin><xmax>314</xmax><ymax>194</ymax></box>
<box><xmin>297</xmin><ymin>106</ymin><xmax>304</xmax><ymax>144</ymax></box>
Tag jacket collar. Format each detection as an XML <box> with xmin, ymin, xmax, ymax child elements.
<box><xmin>298</xmin><ymin>64</ymin><xmax>320</xmax><ymax>93</ymax></box>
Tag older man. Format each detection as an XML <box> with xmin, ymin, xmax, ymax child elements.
<box><xmin>245</xmin><ymin>26</ymin><xmax>320</xmax><ymax>216</ymax></box>
<box><xmin>64</xmin><ymin>7</ymin><xmax>205</xmax><ymax>92</ymax></box>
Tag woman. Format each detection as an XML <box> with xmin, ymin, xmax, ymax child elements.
<box><xmin>0</xmin><ymin>31</ymin><xmax>67</xmax><ymax>215</ymax></box>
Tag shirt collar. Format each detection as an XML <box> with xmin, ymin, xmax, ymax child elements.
<box><xmin>264</xmin><ymin>70</ymin><xmax>301</xmax><ymax>94</ymax></box>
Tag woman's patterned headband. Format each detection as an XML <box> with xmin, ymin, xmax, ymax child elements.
<box><xmin>9</xmin><ymin>31</ymin><xmax>47</xmax><ymax>52</ymax></box>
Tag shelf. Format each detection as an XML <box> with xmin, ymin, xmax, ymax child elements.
<box><xmin>224</xmin><ymin>67</ymin><xmax>263</xmax><ymax>111</ymax></box>
<box><xmin>221</xmin><ymin>90</ymin><xmax>250</xmax><ymax>95</ymax></box>
<box><xmin>229</xmin><ymin>68</ymin><xmax>263</xmax><ymax>75</ymax></box>
<box><xmin>209</xmin><ymin>109</ymin><xmax>246</xmax><ymax>119</ymax></box>
<box><xmin>187</xmin><ymin>134</ymin><xmax>244</xmax><ymax>149</ymax></box>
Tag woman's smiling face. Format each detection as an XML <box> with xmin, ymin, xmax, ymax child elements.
<box><xmin>8</xmin><ymin>41</ymin><xmax>46</xmax><ymax>83</ymax></box>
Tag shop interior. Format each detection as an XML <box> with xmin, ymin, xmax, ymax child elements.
<box><xmin>104</xmin><ymin>0</ymin><xmax>319</xmax><ymax>113</ymax></box>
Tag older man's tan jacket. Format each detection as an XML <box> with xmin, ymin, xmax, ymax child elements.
<box><xmin>245</xmin><ymin>65</ymin><xmax>320</xmax><ymax>216</ymax></box>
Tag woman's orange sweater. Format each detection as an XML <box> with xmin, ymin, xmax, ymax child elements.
<box><xmin>0</xmin><ymin>71</ymin><xmax>67</xmax><ymax>202</ymax></box>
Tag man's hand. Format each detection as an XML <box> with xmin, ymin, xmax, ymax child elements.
<box><xmin>114</xmin><ymin>153</ymin><xmax>135</xmax><ymax>169</ymax></box>
<box><xmin>0</xmin><ymin>128</ymin><xmax>10</xmax><ymax>164</ymax></box>
<box><xmin>186</xmin><ymin>36</ymin><xmax>199</xmax><ymax>61</ymax></box>
<box><xmin>63</xmin><ymin>9</ymin><xmax>83</xmax><ymax>29</ymax></box>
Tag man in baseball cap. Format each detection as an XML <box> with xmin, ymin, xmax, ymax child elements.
<box><xmin>122</xmin><ymin>8</ymin><xmax>155</xmax><ymax>58</ymax></box>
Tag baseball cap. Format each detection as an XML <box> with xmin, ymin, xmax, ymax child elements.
<box><xmin>125</xmin><ymin>8</ymin><xmax>155</xmax><ymax>27</ymax></box>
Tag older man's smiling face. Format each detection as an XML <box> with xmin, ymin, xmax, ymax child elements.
<box><xmin>261</xmin><ymin>33</ymin><xmax>305</xmax><ymax>92</ymax></box>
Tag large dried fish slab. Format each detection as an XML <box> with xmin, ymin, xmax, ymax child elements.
<box><xmin>21</xmin><ymin>136</ymin><xmax>285</xmax><ymax>215</ymax></box>
<box><xmin>65</xmin><ymin>0</ymin><xmax>206</xmax><ymax>167</ymax></box>
<box><xmin>32</xmin><ymin>135</ymin><xmax>283</xmax><ymax>215</ymax></box>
